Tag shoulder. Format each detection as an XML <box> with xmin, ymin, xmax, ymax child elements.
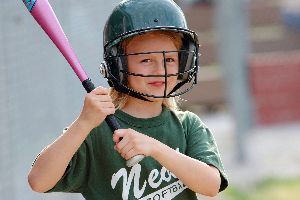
<box><xmin>171</xmin><ymin>109</ymin><xmax>205</xmax><ymax>127</ymax></box>
<box><xmin>169</xmin><ymin>109</ymin><xmax>208</xmax><ymax>135</ymax></box>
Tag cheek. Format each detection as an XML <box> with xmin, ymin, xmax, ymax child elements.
<box><xmin>169</xmin><ymin>76</ymin><xmax>177</xmax><ymax>83</ymax></box>
<box><xmin>168</xmin><ymin>66</ymin><xmax>179</xmax><ymax>74</ymax></box>
<box><xmin>127</xmin><ymin>62</ymin><xmax>148</xmax><ymax>75</ymax></box>
<box><xmin>127</xmin><ymin>75</ymin><xmax>144</xmax><ymax>89</ymax></box>
<box><xmin>166</xmin><ymin>76</ymin><xmax>178</xmax><ymax>89</ymax></box>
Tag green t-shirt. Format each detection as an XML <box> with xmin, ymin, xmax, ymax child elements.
<box><xmin>47</xmin><ymin>107</ymin><xmax>228</xmax><ymax>199</ymax></box>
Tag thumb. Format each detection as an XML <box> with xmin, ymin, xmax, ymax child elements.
<box><xmin>113</xmin><ymin>129</ymin><xmax>126</xmax><ymax>143</ymax></box>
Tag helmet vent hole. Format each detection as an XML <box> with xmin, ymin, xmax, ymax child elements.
<box><xmin>154</xmin><ymin>18</ymin><xmax>159</xmax><ymax>23</ymax></box>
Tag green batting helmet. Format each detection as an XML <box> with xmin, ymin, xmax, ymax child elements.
<box><xmin>100</xmin><ymin>0</ymin><xmax>200</xmax><ymax>100</ymax></box>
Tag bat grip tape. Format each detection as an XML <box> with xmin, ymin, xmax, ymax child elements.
<box><xmin>82</xmin><ymin>78</ymin><xmax>96</xmax><ymax>93</ymax></box>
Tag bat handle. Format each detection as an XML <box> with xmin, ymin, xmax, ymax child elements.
<box><xmin>82</xmin><ymin>78</ymin><xmax>145</xmax><ymax>167</ymax></box>
<box><xmin>106</xmin><ymin>114</ymin><xmax>145</xmax><ymax>167</ymax></box>
<box><xmin>82</xmin><ymin>78</ymin><xmax>96</xmax><ymax>93</ymax></box>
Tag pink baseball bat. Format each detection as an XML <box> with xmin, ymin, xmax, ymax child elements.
<box><xmin>23</xmin><ymin>0</ymin><xmax>89</xmax><ymax>83</ymax></box>
<box><xmin>22</xmin><ymin>0</ymin><xmax>145</xmax><ymax>167</ymax></box>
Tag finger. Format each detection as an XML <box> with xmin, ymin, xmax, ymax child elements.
<box><xmin>113</xmin><ymin>134</ymin><xmax>120</xmax><ymax>143</ymax></box>
<box><xmin>120</xmin><ymin>144</ymin><xmax>135</xmax><ymax>159</ymax></box>
<box><xmin>100</xmin><ymin>107</ymin><xmax>115</xmax><ymax>116</ymax></box>
<box><xmin>92</xmin><ymin>93</ymin><xmax>112</xmax><ymax>101</ymax></box>
<box><xmin>85</xmin><ymin>94</ymin><xmax>111</xmax><ymax>106</ymax></box>
<box><xmin>91</xmin><ymin>95</ymin><xmax>112</xmax><ymax>104</ymax></box>
<box><xmin>116</xmin><ymin>134</ymin><xmax>129</xmax><ymax>149</ymax></box>
<box><xmin>124</xmin><ymin>148</ymin><xmax>140</xmax><ymax>160</ymax></box>
<box><xmin>90</xmin><ymin>86</ymin><xmax>109</xmax><ymax>95</ymax></box>
<box><xmin>113</xmin><ymin>129</ymin><xmax>127</xmax><ymax>141</ymax></box>
<box><xmin>94</xmin><ymin>101</ymin><xmax>115</xmax><ymax>109</ymax></box>
<box><xmin>113</xmin><ymin>130</ymin><xmax>123</xmax><ymax>143</ymax></box>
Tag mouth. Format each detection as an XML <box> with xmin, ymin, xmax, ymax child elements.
<box><xmin>148</xmin><ymin>81</ymin><xmax>165</xmax><ymax>87</ymax></box>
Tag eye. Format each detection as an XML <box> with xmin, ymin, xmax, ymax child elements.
<box><xmin>141</xmin><ymin>59</ymin><xmax>151</xmax><ymax>63</ymax></box>
<box><xmin>166</xmin><ymin>57</ymin><xmax>179</xmax><ymax>63</ymax></box>
<box><xmin>166</xmin><ymin>58</ymin><xmax>175</xmax><ymax>62</ymax></box>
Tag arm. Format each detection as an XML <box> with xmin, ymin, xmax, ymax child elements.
<box><xmin>28</xmin><ymin>119</ymin><xmax>92</xmax><ymax>192</ymax></box>
<box><xmin>28</xmin><ymin>87</ymin><xmax>115</xmax><ymax>192</ymax></box>
<box><xmin>113</xmin><ymin>129</ymin><xmax>221</xmax><ymax>197</ymax></box>
<box><xmin>151</xmin><ymin>141</ymin><xmax>221</xmax><ymax>197</ymax></box>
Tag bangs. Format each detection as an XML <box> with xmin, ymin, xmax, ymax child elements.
<box><xmin>121</xmin><ymin>30</ymin><xmax>183</xmax><ymax>52</ymax></box>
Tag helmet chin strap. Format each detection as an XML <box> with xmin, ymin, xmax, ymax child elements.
<box><xmin>167</xmin><ymin>78</ymin><xmax>189</xmax><ymax>96</ymax></box>
<box><xmin>108</xmin><ymin>80</ymin><xmax>153</xmax><ymax>102</ymax></box>
<box><xmin>100</xmin><ymin>61</ymin><xmax>152</xmax><ymax>102</ymax></box>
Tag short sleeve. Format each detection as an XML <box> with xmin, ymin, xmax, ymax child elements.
<box><xmin>46</xmin><ymin>128</ymin><xmax>93</xmax><ymax>193</ymax></box>
<box><xmin>185</xmin><ymin>112</ymin><xmax>228</xmax><ymax>192</ymax></box>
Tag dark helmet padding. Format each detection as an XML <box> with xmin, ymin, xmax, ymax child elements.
<box><xmin>178</xmin><ymin>33</ymin><xmax>198</xmax><ymax>80</ymax></box>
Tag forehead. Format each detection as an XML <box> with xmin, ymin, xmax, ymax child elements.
<box><xmin>125</xmin><ymin>32</ymin><xmax>178</xmax><ymax>54</ymax></box>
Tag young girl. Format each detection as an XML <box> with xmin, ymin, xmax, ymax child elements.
<box><xmin>28</xmin><ymin>0</ymin><xmax>228</xmax><ymax>199</ymax></box>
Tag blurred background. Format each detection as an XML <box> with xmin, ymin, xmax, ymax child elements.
<box><xmin>0</xmin><ymin>0</ymin><xmax>299</xmax><ymax>199</ymax></box>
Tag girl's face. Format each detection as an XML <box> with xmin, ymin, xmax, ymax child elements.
<box><xmin>125</xmin><ymin>33</ymin><xmax>179</xmax><ymax>100</ymax></box>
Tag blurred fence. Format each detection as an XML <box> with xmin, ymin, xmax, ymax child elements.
<box><xmin>180</xmin><ymin>0</ymin><xmax>300</xmax><ymax>126</ymax></box>
<box><xmin>1</xmin><ymin>0</ymin><xmax>300</xmax><ymax>200</ymax></box>
<box><xmin>250</xmin><ymin>51</ymin><xmax>300</xmax><ymax>125</ymax></box>
<box><xmin>0</xmin><ymin>1</ymin><xmax>119</xmax><ymax>199</ymax></box>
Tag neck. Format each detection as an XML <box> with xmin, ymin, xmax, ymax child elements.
<box><xmin>121</xmin><ymin>97</ymin><xmax>163</xmax><ymax>118</ymax></box>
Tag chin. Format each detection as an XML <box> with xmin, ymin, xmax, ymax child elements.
<box><xmin>148</xmin><ymin>97</ymin><xmax>164</xmax><ymax>102</ymax></box>
<box><xmin>138</xmin><ymin>94</ymin><xmax>164</xmax><ymax>103</ymax></box>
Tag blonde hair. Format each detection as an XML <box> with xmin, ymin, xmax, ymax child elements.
<box><xmin>122</xmin><ymin>30</ymin><xmax>183</xmax><ymax>52</ymax></box>
<box><xmin>110</xmin><ymin>31</ymin><xmax>183</xmax><ymax>111</ymax></box>
<box><xmin>109</xmin><ymin>88</ymin><xmax>181</xmax><ymax>110</ymax></box>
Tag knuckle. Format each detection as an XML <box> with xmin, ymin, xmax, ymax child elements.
<box><xmin>96</xmin><ymin>86</ymin><xmax>105</xmax><ymax>90</ymax></box>
<box><xmin>100</xmin><ymin>87</ymin><xmax>108</xmax><ymax>93</ymax></box>
<box><xmin>85</xmin><ymin>94</ymin><xmax>92</xmax><ymax>101</ymax></box>
<box><xmin>122</xmin><ymin>152</ymin><xmax>126</xmax><ymax>158</ymax></box>
<box><xmin>128</xmin><ymin>128</ymin><xmax>134</xmax><ymax>135</ymax></box>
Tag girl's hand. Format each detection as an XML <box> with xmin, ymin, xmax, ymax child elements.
<box><xmin>78</xmin><ymin>86</ymin><xmax>115</xmax><ymax>130</ymax></box>
<box><xmin>113</xmin><ymin>129</ymin><xmax>158</xmax><ymax>160</ymax></box>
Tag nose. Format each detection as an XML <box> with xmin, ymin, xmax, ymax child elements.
<box><xmin>154</xmin><ymin>60</ymin><xmax>166</xmax><ymax>75</ymax></box>
<box><xmin>152</xmin><ymin>55</ymin><xmax>168</xmax><ymax>75</ymax></box>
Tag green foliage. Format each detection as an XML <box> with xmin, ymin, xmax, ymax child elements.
<box><xmin>222</xmin><ymin>178</ymin><xmax>300</xmax><ymax>200</ymax></box>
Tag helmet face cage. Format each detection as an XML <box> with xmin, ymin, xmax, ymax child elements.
<box><xmin>105</xmin><ymin>49</ymin><xmax>198</xmax><ymax>98</ymax></box>
<box><xmin>102</xmin><ymin>0</ymin><xmax>200</xmax><ymax>100</ymax></box>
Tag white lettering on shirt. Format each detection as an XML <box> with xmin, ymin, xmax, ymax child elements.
<box><xmin>111</xmin><ymin>164</ymin><xmax>147</xmax><ymax>200</ymax></box>
<box><xmin>111</xmin><ymin>148</ymin><xmax>186</xmax><ymax>200</ymax></box>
